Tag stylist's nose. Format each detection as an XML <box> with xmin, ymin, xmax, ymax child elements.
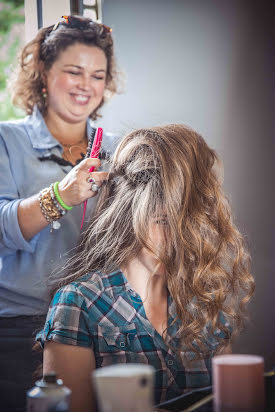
<box><xmin>78</xmin><ymin>73</ymin><xmax>91</xmax><ymax>92</ymax></box>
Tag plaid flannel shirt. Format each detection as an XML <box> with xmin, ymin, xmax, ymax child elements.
<box><xmin>36</xmin><ymin>270</ymin><xmax>229</xmax><ymax>403</ymax></box>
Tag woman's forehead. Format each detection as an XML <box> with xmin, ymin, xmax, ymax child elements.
<box><xmin>55</xmin><ymin>43</ymin><xmax>106</xmax><ymax>66</ymax></box>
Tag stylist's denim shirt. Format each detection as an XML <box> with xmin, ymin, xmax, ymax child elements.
<box><xmin>0</xmin><ymin>106</ymin><xmax>118</xmax><ymax>316</ymax></box>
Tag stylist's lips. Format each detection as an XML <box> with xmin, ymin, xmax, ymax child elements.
<box><xmin>71</xmin><ymin>94</ymin><xmax>90</xmax><ymax>104</ymax></box>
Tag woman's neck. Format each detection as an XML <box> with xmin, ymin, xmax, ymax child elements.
<box><xmin>122</xmin><ymin>256</ymin><xmax>167</xmax><ymax>303</ymax></box>
<box><xmin>44</xmin><ymin>111</ymin><xmax>87</xmax><ymax>146</ymax></box>
<box><xmin>122</xmin><ymin>256</ymin><xmax>168</xmax><ymax>337</ymax></box>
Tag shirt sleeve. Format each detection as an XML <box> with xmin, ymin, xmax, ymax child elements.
<box><xmin>36</xmin><ymin>284</ymin><xmax>94</xmax><ymax>349</ymax></box>
<box><xmin>0</xmin><ymin>135</ymin><xmax>40</xmax><ymax>255</ymax></box>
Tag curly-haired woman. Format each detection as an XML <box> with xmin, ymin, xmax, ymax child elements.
<box><xmin>37</xmin><ymin>124</ymin><xmax>255</xmax><ymax>412</ymax></box>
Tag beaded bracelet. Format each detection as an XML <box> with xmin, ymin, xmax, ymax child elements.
<box><xmin>39</xmin><ymin>186</ymin><xmax>64</xmax><ymax>231</ymax></box>
<box><xmin>49</xmin><ymin>184</ymin><xmax>67</xmax><ymax>217</ymax></box>
<box><xmin>53</xmin><ymin>181</ymin><xmax>73</xmax><ymax>211</ymax></box>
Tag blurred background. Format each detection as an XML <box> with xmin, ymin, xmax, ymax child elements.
<box><xmin>0</xmin><ymin>0</ymin><xmax>274</xmax><ymax>369</ymax></box>
<box><xmin>0</xmin><ymin>0</ymin><xmax>24</xmax><ymax>120</ymax></box>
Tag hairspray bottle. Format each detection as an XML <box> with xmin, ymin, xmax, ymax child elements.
<box><xmin>27</xmin><ymin>372</ymin><xmax>71</xmax><ymax>412</ymax></box>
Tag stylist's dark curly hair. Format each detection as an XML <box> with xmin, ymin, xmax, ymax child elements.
<box><xmin>11</xmin><ymin>16</ymin><xmax>119</xmax><ymax>120</ymax></box>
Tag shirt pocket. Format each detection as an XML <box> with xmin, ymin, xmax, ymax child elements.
<box><xmin>98</xmin><ymin>322</ymin><xmax>137</xmax><ymax>352</ymax></box>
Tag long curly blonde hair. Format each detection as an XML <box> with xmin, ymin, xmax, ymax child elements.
<box><xmin>53</xmin><ymin>124</ymin><xmax>254</xmax><ymax>355</ymax></box>
<box><xmin>10</xmin><ymin>16</ymin><xmax>119</xmax><ymax>120</ymax></box>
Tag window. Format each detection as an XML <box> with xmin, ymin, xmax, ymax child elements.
<box><xmin>70</xmin><ymin>0</ymin><xmax>102</xmax><ymax>21</ymax></box>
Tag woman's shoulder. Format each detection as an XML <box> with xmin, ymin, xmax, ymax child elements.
<box><xmin>0</xmin><ymin>115</ymin><xmax>35</xmax><ymax>153</ymax></box>
<box><xmin>70</xmin><ymin>271</ymin><xmax>105</xmax><ymax>294</ymax></box>
<box><xmin>0</xmin><ymin>117</ymin><xmax>28</xmax><ymax>137</ymax></box>
<box><xmin>0</xmin><ymin>107</ymin><xmax>48</xmax><ymax>146</ymax></box>
<box><xmin>52</xmin><ymin>270</ymin><xmax>125</xmax><ymax>308</ymax></box>
<box><xmin>53</xmin><ymin>271</ymin><xmax>114</xmax><ymax>301</ymax></box>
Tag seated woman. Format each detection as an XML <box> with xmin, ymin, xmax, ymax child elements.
<box><xmin>37</xmin><ymin>124</ymin><xmax>254</xmax><ymax>412</ymax></box>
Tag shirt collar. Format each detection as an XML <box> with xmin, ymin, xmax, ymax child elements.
<box><xmin>24</xmin><ymin>106</ymin><xmax>58</xmax><ymax>150</ymax></box>
<box><xmin>24</xmin><ymin>105</ymin><xmax>93</xmax><ymax>150</ymax></box>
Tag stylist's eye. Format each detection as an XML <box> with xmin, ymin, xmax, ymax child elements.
<box><xmin>92</xmin><ymin>75</ymin><xmax>105</xmax><ymax>80</ymax></box>
<box><xmin>67</xmin><ymin>71</ymin><xmax>81</xmax><ymax>75</ymax></box>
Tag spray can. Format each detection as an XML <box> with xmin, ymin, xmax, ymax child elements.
<box><xmin>26</xmin><ymin>372</ymin><xmax>71</xmax><ymax>412</ymax></box>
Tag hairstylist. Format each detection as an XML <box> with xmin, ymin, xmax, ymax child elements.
<box><xmin>0</xmin><ymin>16</ymin><xmax>119</xmax><ymax>412</ymax></box>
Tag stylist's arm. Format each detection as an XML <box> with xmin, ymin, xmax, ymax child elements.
<box><xmin>18</xmin><ymin>158</ymin><xmax>108</xmax><ymax>241</ymax></box>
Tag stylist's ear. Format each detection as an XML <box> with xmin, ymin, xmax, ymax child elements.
<box><xmin>38</xmin><ymin>61</ymin><xmax>47</xmax><ymax>86</ymax></box>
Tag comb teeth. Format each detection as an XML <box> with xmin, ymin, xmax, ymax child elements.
<box><xmin>85</xmin><ymin>128</ymin><xmax>97</xmax><ymax>158</ymax></box>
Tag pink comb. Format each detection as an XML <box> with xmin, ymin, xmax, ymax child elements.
<box><xmin>80</xmin><ymin>127</ymin><xmax>103</xmax><ymax>229</ymax></box>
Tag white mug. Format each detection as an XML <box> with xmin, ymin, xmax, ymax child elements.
<box><xmin>92</xmin><ymin>363</ymin><xmax>155</xmax><ymax>412</ymax></box>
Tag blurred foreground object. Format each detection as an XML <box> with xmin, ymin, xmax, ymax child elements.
<box><xmin>212</xmin><ymin>354</ymin><xmax>264</xmax><ymax>412</ymax></box>
<box><xmin>26</xmin><ymin>372</ymin><xmax>71</xmax><ymax>412</ymax></box>
<box><xmin>93</xmin><ymin>363</ymin><xmax>155</xmax><ymax>412</ymax></box>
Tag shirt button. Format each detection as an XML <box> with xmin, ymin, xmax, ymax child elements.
<box><xmin>167</xmin><ymin>360</ymin><xmax>174</xmax><ymax>366</ymax></box>
<box><xmin>120</xmin><ymin>342</ymin><xmax>126</xmax><ymax>348</ymax></box>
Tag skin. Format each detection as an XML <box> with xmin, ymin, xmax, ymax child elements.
<box><xmin>43</xmin><ymin>342</ymin><xmax>96</xmax><ymax>412</ymax></box>
<box><xmin>18</xmin><ymin>43</ymin><xmax>109</xmax><ymax>240</ymax></box>
<box><xmin>44</xmin><ymin>43</ymin><xmax>107</xmax><ymax>140</ymax></box>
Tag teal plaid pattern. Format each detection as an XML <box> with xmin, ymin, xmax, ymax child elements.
<box><xmin>36</xmin><ymin>270</ymin><xmax>229</xmax><ymax>403</ymax></box>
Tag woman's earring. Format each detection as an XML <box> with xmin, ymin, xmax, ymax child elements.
<box><xmin>42</xmin><ymin>87</ymin><xmax>47</xmax><ymax>99</ymax></box>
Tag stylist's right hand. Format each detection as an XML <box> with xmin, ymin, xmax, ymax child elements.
<box><xmin>57</xmin><ymin>158</ymin><xmax>108</xmax><ymax>207</ymax></box>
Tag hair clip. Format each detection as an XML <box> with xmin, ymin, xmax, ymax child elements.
<box><xmin>51</xmin><ymin>15</ymin><xmax>69</xmax><ymax>31</ymax></box>
<box><xmin>52</xmin><ymin>22</ymin><xmax>60</xmax><ymax>31</ymax></box>
<box><xmin>102</xmin><ymin>24</ymin><xmax>112</xmax><ymax>33</ymax></box>
<box><xmin>62</xmin><ymin>15</ymin><xmax>69</xmax><ymax>24</ymax></box>
<box><xmin>51</xmin><ymin>15</ymin><xmax>79</xmax><ymax>32</ymax></box>
<box><xmin>51</xmin><ymin>15</ymin><xmax>112</xmax><ymax>33</ymax></box>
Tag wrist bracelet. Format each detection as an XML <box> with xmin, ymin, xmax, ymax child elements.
<box><xmin>39</xmin><ymin>186</ymin><xmax>63</xmax><ymax>231</ymax></box>
<box><xmin>49</xmin><ymin>184</ymin><xmax>67</xmax><ymax>216</ymax></box>
<box><xmin>53</xmin><ymin>181</ymin><xmax>73</xmax><ymax>211</ymax></box>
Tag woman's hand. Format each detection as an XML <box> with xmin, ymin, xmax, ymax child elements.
<box><xmin>58</xmin><ymin>158</ymin><xmax>109</xmax><ymax>207</ymax></box>
<box><xmin>17</xmin><ymin>158</ymin><xmax>108</xmax><ymax>241</ymax></box>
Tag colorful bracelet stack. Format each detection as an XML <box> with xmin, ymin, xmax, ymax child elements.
<box><xmin>38</xmin><ymin>182</ymin><xmax>73</xmax><ymax>231</ymax></box>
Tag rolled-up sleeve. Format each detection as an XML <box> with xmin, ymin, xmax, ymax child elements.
<box><xmin>36</xmin><ymin>285</ymin><xmax>93</xmax><ymax>349</ymax></box>
<box><xmin>0</xmin><ymin>136</ymin><xmax>40</xmax><ymax>255</ymax></box>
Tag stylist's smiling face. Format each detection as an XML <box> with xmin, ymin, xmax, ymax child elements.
<box><xmin>45</xmin><ymin>42</ymin><xmax>107</xmax><ymax>124</ymax></box>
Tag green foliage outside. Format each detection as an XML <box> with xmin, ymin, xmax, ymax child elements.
<box><xmin>0</xmin><ymin>0</ymin><xmax>25</xmax><ymax>120</ymax></box>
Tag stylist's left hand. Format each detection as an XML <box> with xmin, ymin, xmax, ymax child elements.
<box><xmin>57</xmin><ymin>158</ymin><xmax>108</xmax><ymax>207</ymax></box>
